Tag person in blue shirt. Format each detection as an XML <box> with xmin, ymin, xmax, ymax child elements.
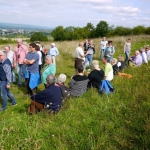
<box><xmin>49</xmin><ymin>43</ymin><xmax>59</xmax><ymax>66</ymax></box>
<box><xmin>24</xmin><ymin>43</ymin><xmax>40</xmax><ymax>96</ymax></box>
<box><xmin>105</xmin><ymin>41</ymin><xmax>115</xmax><ymax>63</ymax></box>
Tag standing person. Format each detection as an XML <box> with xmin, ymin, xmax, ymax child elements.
<box><xmin>84</xmin><ymin>39</ymin><xmax>95</xmax><ymax>71</ymax></box>
<box><xmin>42</xmin><ymin>55</ymin><xmax>56</xmax><ymax>88</ymax></box>
<box><xmin>14</xmin><ymin>38</ymin><xmax>28</xmax><ymax>86</ymax></box>
<box><xmin>75</xmin><ymin>42</ymin><xmax>88</xmax><ymax>72</ymax></box>
<box><xmin>105</xmin><ymin>40</ymin><xmax>115</xmax><ymax>63</ymax></box>
<box><xmin>35</xmin><ymin>45</ymin><xmax>42</xmax><ymax>75</ymax></box>
<box><xmin>49</xmin><ymin>43</ymin><xmax>59</xmax><ymax>66</ymax></box>
<box><xmin>102</xmin><ymin>56</ymin><xmax>114</xmax><ymax>81</ymax></box>
<box><xmin>124</xmin><ymin>38</ymin><xmax>131</xmax><ymax>63</ymax></box>
<box><xmin>100</xmin><ymin>37</ymin><xmax>108</xmax><ymax>60</ymax></box>
<box><xmin>4</xmin><ymin>46</ymin><xmax>16</xmax><ymax>83</ymax></box>
<box><xmin>23</xmin><ymin>43</ymin><xmax>40</xmax><ymax>96</ymax></box>
<box><xmin>83</xmin><ymin>39</ymin><xmax>89</xmax><ymax>53</ymax></box>
<box><xmin>0</xmin><ymin>50</ymin><xmax>17</xmax><ymax>112</ymax></box>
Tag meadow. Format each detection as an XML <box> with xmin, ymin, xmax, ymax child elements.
<box><xmin>0</xmin><ymin>35</ymin><xmax>150</xmax><ymax>150</ymax></box>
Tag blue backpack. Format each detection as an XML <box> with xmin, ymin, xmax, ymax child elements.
<box><xmin>99</xmin><ymin>80</ymin><xmax>114</xmax><ymax>94</ymax></box>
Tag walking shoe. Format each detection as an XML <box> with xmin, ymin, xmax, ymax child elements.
<box><xmin>0</xmin><ymin>108</ymin><xmax>7</xmax><ymax>112</ymax></box>
<box><xmin>12</xmin><ymin>103</ymin><xmax>17</xmax><ymax>106</ymax></box>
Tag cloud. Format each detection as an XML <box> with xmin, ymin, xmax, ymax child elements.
<box><xmin>0</xmin><ymin>0</ymin><xmax>149</xmax><ymax>27</ymax></box>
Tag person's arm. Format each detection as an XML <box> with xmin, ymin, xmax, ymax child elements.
<box><xmin>68</xmin><ymin>78</ymin><xmax>76</xmax><ymax>88</ymax></box>
<box><xmin>124</xmin><ymin>43</ymin><xmax>126</xmax><ymax>53</ymax></box>
<box><xmin>13</xmin><ymin>52</ymin><xmax>16</xmax><ymax>68</ymax></box>
<box><xmin>110</xmin><ymin>47</ymin><xmax>115</xmax><ymax>56</ymax></box>
<box><xmin>3</xmin><ymin>64</ymin><xmax>12</xmax><ymax>88</ymax></box>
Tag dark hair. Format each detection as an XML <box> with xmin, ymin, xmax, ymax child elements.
<box><xmin>77</xmin><ymin>66</ymin><xmax>84</xmax><ymax>73</ymax></box>
<box><xmin>128</xmin><ymin>38</ymin><xmax>131</xmax><ymax>40</ymax></box>
<box><xmin>29</xmin><ymin>43</ymin><xmax>36</xmax><ymax>48</ymax></box>
<box><xmin>103</xmin><ymin>56</ymin><xmax>109</xmax><ymax>62</ymax></box>
<box><xmin>35</xmin><ymin>45</ymin><xmax>40</xmax><ymax>51</ymax></box>
<box><xmin>108</xmin><ymin>40</ymin><xmax>112</xmax><ymax>44</ymax></box>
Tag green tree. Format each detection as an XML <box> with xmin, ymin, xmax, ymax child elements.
<box><xmin>132</xmin><ymin>25</ymin><xmax>146</xmax><ymax>35</ymax></box>
<box><xmin>114</xmin><ymin>26</ymin><xmax>131</xmax><ymax>36</ymax></box>
<box><xmin>64</xmin><ymin>26</ymin><xmax>75</xmax><ymax>40</ymax></box>
<box><xmin>145</xmin><ymin>26</ymin><xmax>150</xmax><ymax>35</ymax></box>
<box><xmin>95</xmin><ymin>21</ymin><xmax>109</xmax><ymax>37</ymax></box>
<box><xmin>51</xmin><ymin>26</ymin><xmax>65</xmax><ymax>41</ymax></box>
<box><xmin>84</xmin><ymin>23</ymin><xmax>95</xmax><ymax>38</ymax></box>
<box><xmin>30</xmin><ymin>32</ymin><xmax>48</xmax><ymax>42</ymax></box>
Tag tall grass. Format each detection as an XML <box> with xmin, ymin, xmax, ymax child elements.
<box><xmin>0</xmin><ymin>35</ymin><xmax>150</xmax><ymax>149</ymax></box>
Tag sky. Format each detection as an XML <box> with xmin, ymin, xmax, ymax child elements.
<box><xmin>0</xmin><ymin>0</ymin><xmax>150</xmax><ymax>28</ymax></box>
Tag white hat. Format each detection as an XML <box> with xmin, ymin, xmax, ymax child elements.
<box><xmin>51</xmin><ymin>43</ymin><xmax>55</xmax><ymax>46</ymax></box>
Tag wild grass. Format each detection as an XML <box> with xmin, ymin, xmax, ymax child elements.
<box><xmin>0</xmin><ymin>35</ymin><xmax>150</xmax><ymax>149</ymax></box>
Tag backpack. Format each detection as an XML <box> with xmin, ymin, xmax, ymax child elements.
<box><xmin>99</xmin><ymin>80</ymin><xmax>114</xmax><ymax>94</ymax></box>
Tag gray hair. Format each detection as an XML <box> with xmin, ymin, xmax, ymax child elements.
<box><xmin>135</xmin><ymin>50</ymin><xmax>139</xmax><ymax>54</ymax></box>
<box><xmin>17</xmin><ymin>38</ymin><xmax>22</xmax><ymax>42</ymax></box>
<box><xmin>45</xmin><ymin>55</ymin><xmax>52</xmax><ymax>61</ymax></box>
<box><xmin>111</xmin><ymin>58</ymin><xmax>117</xmax><ymax>64</ymax></box>
<box><xmin>58</xmin><ymin>74</ymin><xmax>66</xmax><ymax>83</ymax></box>
<box><xmin>46</xmin><ymin>74</ymin><xmax>55</xmax><ymax>85</ymax></box>
<box><xmin>0</xmin><ymin>50</ymin><xmax>7</xmax><ymax>56</ymax></box>
<box><xmin>92</xmin><ymin>60</ymin><xmax>99</xmax><ymax>68</ymax></box>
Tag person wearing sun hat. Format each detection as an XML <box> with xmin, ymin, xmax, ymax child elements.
<box><xmin>48</xmin><ymin>43</ymin><xmax>59</xmax><ymax>66</ymax></box>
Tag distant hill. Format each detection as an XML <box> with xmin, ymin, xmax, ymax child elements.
<box><xmin>0</xmin><ymin>22</ymin><xmax>52</xmax><ymax>30</ymax></box>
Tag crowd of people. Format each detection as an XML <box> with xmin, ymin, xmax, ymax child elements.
<box><xmin>0</xmin><ymin>37</ymin><xmax>149</xmax><ymax>114</ymax></box>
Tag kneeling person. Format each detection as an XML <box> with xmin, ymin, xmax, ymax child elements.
<box><xmin>28</xmin><ymin>75</ymin><xmax>62</xmax><ymax>114</ymax></box>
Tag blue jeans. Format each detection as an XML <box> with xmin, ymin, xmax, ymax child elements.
<box><xmin>100</xmin><ymin>49</ymin><xmax>105</xmax><ymax>60</ymax></box>
<box><xmin>12</xmin><ymin>68</ymin><xmax>16</xmax><ymax>83</ymax></box>
<box><xmin>0</xmin><ymin>81</ymin><xmax>17</xmax><ymax>109</ymax></box>
<box><xmin>125</xmin><ymin>51</ymin><xmax>130</xmax><ymax>62</ymax></box>
<box><xmin>84</xmin><ymin>54</ymin><xmax>93</xmax><ymax>70</ymax></box>
<box><xmin>17</xmin><ymin>64</ymin><xmax>26</xmax><ymax>85</ymax></box>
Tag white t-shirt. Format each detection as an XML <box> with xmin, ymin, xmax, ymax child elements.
<box><xmin>37</xmin><ymin>51</ymin><xmax>42</xmax><ymax>65</ymax></box>
<box><xmin>75</xmin><ymin>47</ymin><xmax>85</xmax><ymax>61</ymax></box>
<box><xmin>100</xmin><ymin>41</ymin><xmax>108</xmax><ymax>49</ymax></box>
<box><xmin>7</xmin><ymin>50</ymin><xmax>15</xmax><ymax>65</ymax></box>
<box><xmin>147</xmin><ymin>50</ymin><xmax>150</xmax><ymax>60</ymax></box>
<box><xmin>106</xmin><ymin>69</ymin><xmax>113</xmax><ymax>81</ymax></box>
<box><xmin>141</xmin><ymin>52</ymin><xmax>148</xmax><ymax>63</ymax></box>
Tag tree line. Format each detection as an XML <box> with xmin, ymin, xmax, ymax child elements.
<box><xmin>29</xmin><ymin>20</ymin><xmax>150</xmax><ymax>42</ymax></box>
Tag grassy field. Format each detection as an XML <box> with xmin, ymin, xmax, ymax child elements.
<box><xmin>0</xmin><ymin>35</ymin><xmax>150</xmax><ymax>149</ymax></box>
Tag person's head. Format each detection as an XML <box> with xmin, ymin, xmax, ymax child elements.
<box><xmin>103</xmin><ymin>37</ymin><xmax>106</xmax><ymax>41</ymax></box>
<box><xmin>46</xmin><ymin>74</ymin><xmax>55</xmax><ymax>86</ymax></box>
<box><xmin>102</xmin><ymin>56</ymin><xmax>109</xmax><ymax>64</ymax></box>
<box><xmin>0</xmin><ymin>50</ymin><xmax>7</xmax><ymax>61</ymax></box>
<box><xmin>58</xmin><ymin>74</ymin><xmax>67</xmax><ymax>83</ymax></box>
<box><xmin>139</xmin><ymin>48</ymin><xmax>144</xmax><ymax>53</ymax></box>
<box><xmin>45</xmin><ymin>55</ymin><xmax>52</xmax><ymax>64</ymax></box>
<box><xmin>92</xmin><ymin>60</ymin><xmax>99</xmax><ymax>69</ymax></box>
<box><xmin>118</xmin><ymin>55</ymin><xmax>124</xmax><ymax>62</ymax></box>
<box><xmin>145</xmin><ymin>45</ymin><xmax>149</xmax><ymax>51</ymax></box>
<box><xmin>88</xmin><ymin>39</ymin><xmax>93</xmax><ymax>45</ymax></box>
<box><xmin>17</xmin><ymin>38</ymin><xmax>22</xmax><ymax>47</ymax></box>
<box><xmin>77</xmin><ymin>66</ymin><xmax>84</xmax><ymax>73</ymax></box>
<box><xmin>51</xmin><ymin>43</ymin><xmax>55</xmax><ymax>48</ymax></box>
<box><xmin>85</xmin><ymin>39</ymin><xmax>88</xmax><ymax>43</ymax></box>
<box><xmin>4</xmin><ymin>46</ymin><xmax>10</xmax><ymax>53</ymax></box>
<box><xmin>127</xmin><ymin>38</ymin><xmax>131</xmax><ymax>43</ymax></box>
<box><xmin>111</xmin><ymin>58</ymin><xmax>117</xmax><ymax>65</ymax></box>
<box><xmin>108</xmin><ymin>40</ymin><xmax>112</xmax><ymax>46</ymax></box>
<box><xmin>79</xmin><ymin>42</ymin><xmax>84</xmax><ymax>47</ymax></box>
<box><xmin>29</xmin><ymin>43</ymin><xmax>36</xmax><ymax>52</ymax></box>
<box><xmin>135</xmin><ymin>50</ymin><xmax>139</xmax><ymax>56</ymax></box>
<box><xmin>35</xmin><ymin>45</ymin><xmax>40</xmax><ymax>51</ymax></box>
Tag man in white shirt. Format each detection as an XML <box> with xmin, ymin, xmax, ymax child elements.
<box><xmin>100</xmin><ymin>37</ymin><xmax>108</xmax><ymax>60</ymax></box>
<box><xmin>4</xmin><ymin>46</ymin><xmax>16</xmax><ymax>83</ymax></box>
<box><xmin>74</xmin><ymin>42</ymin><xmax>88</xmax><ymax>71</ymax></box>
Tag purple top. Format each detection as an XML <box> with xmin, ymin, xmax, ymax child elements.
<box><xmin>133</xmin><ymin>54</ymin><xmax>142</xmax><ymax>66</ymax></box>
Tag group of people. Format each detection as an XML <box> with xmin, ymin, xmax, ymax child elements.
<box><xmin>0</xmin><ymin>38</ymin><xmax>59</xmax><ymax>112</ymax></box>
<box><xmin>0</xmin><ymin>37</ymin><xmax>150</xmax><ymax>114</ymax></box>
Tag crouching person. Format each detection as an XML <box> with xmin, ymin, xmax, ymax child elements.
<box><xmin>28</xmin><ymin>75</ymin><xmax>62</xmax><ymax>114</ymax></box>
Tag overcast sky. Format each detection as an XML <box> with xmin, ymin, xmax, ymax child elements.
<box><xmin>0</xmin><ymin>0</ymin><xmax>150</xmax><ymax>28</ymax></box>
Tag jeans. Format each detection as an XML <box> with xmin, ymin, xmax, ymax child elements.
<box><xmin>0</xmin><ymin>81</ymin><xmax>17</xmax><ymax>109</ymax></box>
<box><xmin>125</xmin><ymin>51</ymin><xmax>130</xmax><ymax>62</ymax></box>
<box><xmin>100</xmin><ymin>49</ymin><xmax>105</xmax><ymax>60</ymax></box>
<box><xmin>17</xmin><ymin>64</ymin><xmax>26</xmax><ymax>85</ymax></box>
<box><xmin>84</xmin><ymin>54</ymin><xmax>93</xmax><ymax>70</ymax></box>
<box><xmin>12</xmin><ymin>68</ymin><xmax>16</xmax><ymax>83</ymax></box>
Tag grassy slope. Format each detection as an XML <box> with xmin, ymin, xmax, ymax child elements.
<box><xmin>0</xmin><ymin>35</ymin><xmax>150</xmax><ymax>150</ymax></box>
